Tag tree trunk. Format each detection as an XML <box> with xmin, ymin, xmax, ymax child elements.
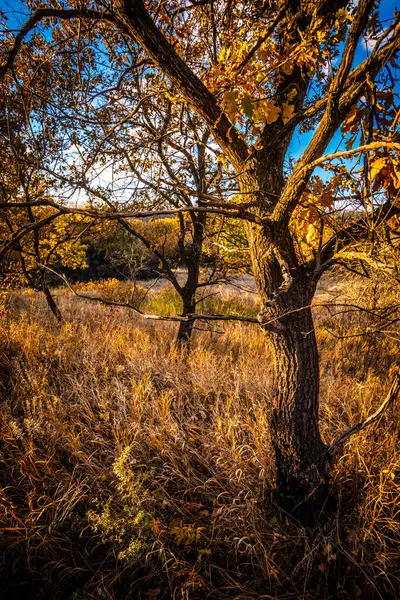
<box><xmin>176</xmin><ymin>298</ymin><xmax>196</xmax><ymax>350</ymax></box>
<box><xmin>249</xmin><ymin>223</ymin><xmax>328</xmax><ymax>515</ymax></box>
<box><xmin>41</xmin><ymin>276</ymin><xmax>63</xmax><ymax>323</ymax></box>
<box><xmin>239</xmin><ymin>154</ymin><xmax>328</xmax><ymax>515</ymax></box>
<box><xmin>175</xmin><ymin>214</ymin><xmax>205</xmax><ymax>351</ymax></box>
<box><xmin>267</xmin><ymin>286</ymin><xmax>328</xmax><ymax>514</ymax></box>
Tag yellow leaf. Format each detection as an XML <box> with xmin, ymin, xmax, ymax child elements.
<box><xmin>282</xmin><ymin>60</ymin><xmax>294</xmax><ymax>75</ymax></box>
<box><xmin>370</xmin><ymin>157</ymin><xmax>387</xmax><ymax>181</ymax></box>
<box><xmin>224</xmin><ymin>90</ymin><xmax>239</xmax><ymax>122</ymax></box>
<box><xmin>282</xmin><ymin>102</ymin><xmax>295</xmax><ymax>125</ymax></box>
<box><xmin>258</xmin><ymin>46</ymin><xmax>269</xmax><ymax>62</ymax></box>
<box><xmin>306</xmin><ymin>224</ymin><xmax>320</xmax><ymax>246</ymax></box>
<box><xmin>287</xmin><ymin>88</ymin><xmax>298</xmax><ymax>102</ymax></box>
<box><xmin>241</xmin><ymin>93</ymin><xmax>254</xmax><ymax>118</ymax></box>
<box><xmin>218</xmin><ymin>46</ymin><xmax>230</xmax><ymax>63</ymax></box>
<box><xmin>260</xmin><ymin>100</ymin><xmax>281</xmax><ymax>124</ymax></box>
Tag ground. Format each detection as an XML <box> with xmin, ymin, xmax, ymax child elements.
<box><xmin>0</xmin><ymin>272</ymin><xmax>399</xmax><ymax>599</ymax></box>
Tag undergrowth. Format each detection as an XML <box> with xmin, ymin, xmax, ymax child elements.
<box><xmin>0</xmin><ymin>275</ymin><xmax>399</xmax><ymax>599</ymax></box>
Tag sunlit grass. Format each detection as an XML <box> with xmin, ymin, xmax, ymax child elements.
<box><xmin>0</xmin><ymin>276</ymin><xmax>399</xmax><ymax>599</ymax></box>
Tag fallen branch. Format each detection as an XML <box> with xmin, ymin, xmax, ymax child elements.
<box><xmin>326</xmin><ymin>370</ymin><xmax>400</xmax><ymax>459</ymax></box>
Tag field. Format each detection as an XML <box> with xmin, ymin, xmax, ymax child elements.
<box><xmin>1</xmin><ymin>274</ymin><xmax>399</xmax><ymax>599</ymax></box>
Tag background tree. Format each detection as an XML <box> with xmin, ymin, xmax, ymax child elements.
<box><xmin>0</xmin><ymin>64</ymin><xmax>69</xmax><ymax>321</ymax></box>
<box><xmin>0</xmin><ymin>23</ymin><xmax>243</xmax><ymax>347</ymax></box>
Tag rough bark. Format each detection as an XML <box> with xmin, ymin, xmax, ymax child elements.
<box><xmin>267</xmin><ymin>282</ymin><xmax>328</xmax><ymax>514</ymax></box>
<box><xmin>254</xmin><ymin>231</ymin><xmax>327</xmax><ymax>514</ymax></box>
<box><xmin>240</xmin><ymin>157</ymin><xmax>328</xmax><ymax>514</ymax></box>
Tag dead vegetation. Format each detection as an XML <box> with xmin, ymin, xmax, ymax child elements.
<box><xmin>0</xmin><ymin>275</ymin><xmax>399</xmax><ymax>599</ymax></box>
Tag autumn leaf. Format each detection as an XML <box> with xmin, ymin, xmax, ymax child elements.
<box><xmin>370</xmin><ymin>157</ymin><xmax>387</xmax><ymax>181</ymax></box>
<box><xmin>254</xmin><ymin>100</ymin><xmax>280</xmax><ymax>125</ymax></box>
<box><xmin>342</xmin><ymin>105</ymin><xmax>363</xmax><ymax>135</ymax></box>
<box><xmin>282</xmin><ymin>60</ymin><xmax>294</xmax><ymax>75</ymax></box>
<box><xmin>241</xmin><ymin>94</ymin><xmax>254</xmax><ymax>119</ymax></box>
<box><xmin>282</xmin><ymin>102</ymin><xmax>295</xmax><ymax>125</ymax></box>
<box><xmin>306</xmin><ymin>223</ymin><xmax>320</xmax><ymax>246</ymax></box>
<box><xmin>224</xmin><ymin>90</ymin><xmax>239</xmax><ymax>121</ymax></box>
<box><xmin>218</xmin><ymin>45</ymin><xmax>231</xmax><ymax>63</ymax></box>
<box><xmin>393</xmin><ymin>162</ymin><xmax>400</xmax><ymax>188</ymax></box>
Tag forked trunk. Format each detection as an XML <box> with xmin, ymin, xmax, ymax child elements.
<box><xmin>241</xmin><ymin>153</ymin><xmax>328</xmax><ymax>514</ymax></box>
<box><xmin>175</xmin><ymin>215</ymin><xmax>204</xmax><ymax>351</ymax></box>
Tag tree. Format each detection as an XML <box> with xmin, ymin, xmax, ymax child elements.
<box><xmin>0</xmin><ymin>65</ymin><xmax>69</xmax><ymax>322</ymax></box>
<box><xmin>2</xmin><ymin>20</ymin><xmax>243</xmax><ymax>347</ymax></box>
<box><xmin>0</xmin><ymin>25</ymin><xmax>235</xmax><ymax>346</ymax></box>
<box><xmin>77</xmin><ymin>96</ymin><xmax>232</xmax><ymax>347</ymax></box>
<box><xmin>1</xmin><ymin>0</ymin><xmax>400</xmax><ymax>511</ymax></box>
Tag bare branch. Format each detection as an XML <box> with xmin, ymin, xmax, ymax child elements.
<box><xmin>306</xmin><ymin>141</ymin><xmax>400</xmax><ymax>172</ymax></box>
<box><xmin>0</xmin><ymin>8</ymin><xmax>112</xmax><ymax>78</ymax></box>
<box><xmin>0</xmin><ymin>199</ymin><xmax>264</xmax><ymax>224</ymax></box>
<box><xmin>40</xmin><ymin>264</ymin><xmax>260</xmax><ymax>326</ymax></box>
<box><xmin>326</xmin><ymin>371</ymin><xmax>400</xmax><ymax>459</ymax></box>
<box><xmin>316</xmin><ymin>197</ymin><xmax>400</xmax><ymax>268</ymax></box>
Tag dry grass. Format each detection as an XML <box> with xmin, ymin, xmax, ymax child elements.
<box><xmin>0</xmin><ymin>275</ymin><xmax>399</xmax><ymax>599</ymax></box>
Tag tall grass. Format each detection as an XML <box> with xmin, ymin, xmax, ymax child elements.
<box><xmin>0</xmin><ymin>275</ymin><xmax>399</xmax><ymax>599</ymax></box>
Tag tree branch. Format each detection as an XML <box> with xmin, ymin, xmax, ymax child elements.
<box><xmin>326</xmin><ymin>370</ymin><xmax>400</xmax><ymax>459</ymax></box>
<box><xmin>0</xmin><ymin>8</ymin><xmax>112</xmax><ymax>78</ymax></box>
<box><xmin>0</xmin><ymin>199</ymin><xmax>264</xmax><ymax>224</ymax></box>
<box><xmin>316</xmin><ymin>196</ymin><xmax>400</xmax><ymax>268</ymax></box>
<box><xmin>305</xmin><ymin>141</ymin><xmax>400</xmax><ymax>173</ymax></box>
<box><xmin>1</xmin><ymin>3</ymin><xmax>249</xmax><ymax>165</ymax></box>
<box><xmin>326</xmin><ymin>0</ymin><xmax>376</xmax><ymax>116</ymax></box>
<box><xmin>39</xmin><ymin>263</ymin><xmax>260</xmax><ymax>326</ymax></box>
<box><xmin>272</xmin><ymin>12</ymin><xmax>400</xmax><ymax>222</ymax></box>
<box><xmin>114</xmin><ymin>0</ymin><xmax>249</xmax><ymax>166</ymax></box>
<box><xmin>235</xmin><ymin>5</ymin><xmax>286</xmax><ymax>76</ymax></box>
<box><xmin>296</xmin><ymin>11</ymin><xmax>400</xmax><ymax>125</ymax></box>
<box><xmin>0</xmin><ymin>211</ymin><xmax>63</xmax><ymax>262</ymax></box>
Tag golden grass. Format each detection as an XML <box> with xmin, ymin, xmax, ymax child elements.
<box><xmin>0</xmin><ymin>276</ymin><xmax>399</xmax><ymax>599</ymax></box>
